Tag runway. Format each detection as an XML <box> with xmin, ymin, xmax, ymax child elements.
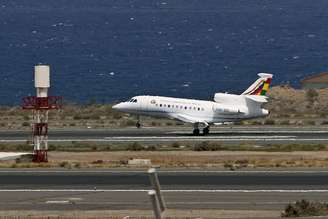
<box><xmin>0</xmin><ymin>169</ymin><xmax>327</xmax><ymax>211</ymax></box>
<box><xmin>1</xmin><ymin>126</ymin><xmax>328</xmax><ymax>143</ymax></box>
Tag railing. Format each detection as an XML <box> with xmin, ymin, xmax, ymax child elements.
<box><xmin>22</xmin><ymin>96</ymin><xmax>63</xmax><ymax>110</ymax></box>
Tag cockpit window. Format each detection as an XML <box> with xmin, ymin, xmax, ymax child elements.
<box><xmin>127</xmin><ymin>98</ymin><xmax>138</xmax><ymax>103</ymax></box>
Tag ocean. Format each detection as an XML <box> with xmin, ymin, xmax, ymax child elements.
<box><xmin>1</xmin><ymin>0</ymin><xmax>328</xmax><ymax>105</ymax></box>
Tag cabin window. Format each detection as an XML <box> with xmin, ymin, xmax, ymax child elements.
<box><xmin>189</xmin><ymin>107</ymin><xmax>192</xmax><ymax>110</ymax></box>
<box><xmin>164</xmin><ymin>104</ymin><xmax>167</xmax><ymax>107</ymax></box>
<box><xmin>198</xmin><ymin>108</ymin><xmax>200</xmax><ymax>111</ymax></box>
<box><xmin>201</xmin><ymin>108</ymin><xmax>204</xmax><ymax>111</ymax></box>
<box><xmin>184</xmin><ymin>106</ymin><xmax>187</xmax><ymax>110</ymax></box>
<box><xmin>168</xmin><ymin>105</ymin><xmax>171</xmax><ymax>108</ymax></box>
<box><xmin>160</xmin><ymin>104</ymin><xmax>162</xmax><ymax>107</ymax></box>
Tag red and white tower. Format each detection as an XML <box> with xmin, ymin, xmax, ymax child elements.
<box><xmin>22</xmin><ymin>65</ymin><xmax>62</xmax><ymax>162</ymax></box>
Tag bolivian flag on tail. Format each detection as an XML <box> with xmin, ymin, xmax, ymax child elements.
<box><xmin>242</xmin><ymin>73</ymin><xmax>273</xmax><ymax>96</ymax></box>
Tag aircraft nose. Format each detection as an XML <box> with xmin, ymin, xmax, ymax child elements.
<box><xmin>112</xmin><ymin>103</ymin><xmax>122</xmax><ymax>110</ymax></box>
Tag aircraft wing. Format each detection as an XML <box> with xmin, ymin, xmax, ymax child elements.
<box><xmin>168</xmin><ymin>113</ymin><xmax>207</xmax><ymax>124</ymax></box>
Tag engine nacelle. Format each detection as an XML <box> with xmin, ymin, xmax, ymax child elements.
<box><xmin>213</xmin><ymin>103</ymin><xmax>246</xmax><ymax>115</ymax></box>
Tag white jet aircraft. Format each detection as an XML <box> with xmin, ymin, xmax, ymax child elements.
<box><xmin>113</xmin><ymin>73</ymin><xmax>273</xmax><ymax>135</ymax></box>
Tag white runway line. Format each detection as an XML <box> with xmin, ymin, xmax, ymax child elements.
<box><xmin>105</xmin><ymin>135</ymin><xmax>295</xmax><ymax>139</ymax></box>
<box><xmin>0</xmin><ymin>189</ymin><xmax>328</xmax><ymax>193</ymax></box>
<box><xmin>169</xmin><ymin>130</ymin><xmax>328</xmax><ymax>134</ymax></box>
<box><xmin>45</xmin><ymin>200</ymin><xmax>70</xmax><ymax>204</ymax></box>
<box><xmin>2</xmin><ymin>137</ymin><xmax>328</xmax><ymax>142</ymax></box>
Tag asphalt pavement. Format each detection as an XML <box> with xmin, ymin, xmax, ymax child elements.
<box><xmin>0</xmin><ymin>169</ymin><xmax>327</xmax><ymax>211</ymax></box>
<box><xmin>1</xmin><ymin>126</ymin><xmax>328</xmax><ymax>143</ymax></box>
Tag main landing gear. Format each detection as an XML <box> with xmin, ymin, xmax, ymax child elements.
<box><xmin>193</xmin><ymin>128</ymin><xmax>200</xmax><ymax>136</ymax></box>
<box><xmin>136</xmin><ymin>116</ymin><xmax>141</xmax><ymax>128</ymax></box>
<box><xmin>192</xmin><ymin>124</ymin><xmax>210</xmax><ymax>136</ymax></box>
<box><xmin>203</xmin><ymin>126</ymin><xmax>210</xmax><ymax>135</ymax></box>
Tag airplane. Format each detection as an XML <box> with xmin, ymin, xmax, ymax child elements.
<box><xmin>113</xmin><ymin>73</ymin><xmax>273</xmax><ymax>135</ymax></box>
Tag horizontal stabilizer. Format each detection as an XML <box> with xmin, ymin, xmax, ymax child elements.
<box><xmin>245</xmin><ymin>95</ymin><xmax>268</xmax><ymax>103</ymax></box>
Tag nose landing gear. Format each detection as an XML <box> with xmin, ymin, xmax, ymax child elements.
<box><xmin>136</xmin><ymin>116</ymin><xmax>141</xmax><ymax>128</ymax></box>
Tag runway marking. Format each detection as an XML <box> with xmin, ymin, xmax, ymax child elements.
<box><xmin>169</xmin><ymin>130</ymin><xmax>328</xmax><ymax>134</ymax></box>
<box><xmin>1</xmin><ymin>189</ymin><xmax>328</xmax><ymax>193</ymax></box>
<box><xmin>105</xmin><ymin>136</ymin><xmax>295</xmax><ymax>139</ymax></box>
<box><xmin>170</xmin><ymin>201</ymin><xmax>291</xmax><ymax>204</ymax></box>
<box><xmin>45</xmin><ymin>200</ymin><xmax>70</xmax><ymax>204</ymax></box>
<box><xmin>2</xmin><ymin>138</ymin><xmax>328</xmax><ymax>142</ymax></box>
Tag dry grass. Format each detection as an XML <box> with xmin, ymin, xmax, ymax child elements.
<box><xmin>1</xmin><ymin>151</ymin><xmax>324</xmax><ymax>169</ymax></box>
<box><xmin>0</xmin><ymin>209</ymin><xmax>279</xmax><ymax>219</ymax></box>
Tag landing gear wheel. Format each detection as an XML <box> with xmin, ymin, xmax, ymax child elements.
<box><xmin>203</xmin><ymin>127</ymin><xmax>210</xmax><ymax>135</ymax></box>
<box><xmin>193</xmin><ymin>128</ymin><xmax>200</xmax><ymax>136</ymax></box>
<box><xmin>136</xmin><ymin>122</ymin><xmax>141</xmax><ymax>129</ymax></box>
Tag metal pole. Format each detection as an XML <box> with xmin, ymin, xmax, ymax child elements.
<box><xmin>148</xmin><ymin>190</ymin><xmax>162</xmax><ymax>219</ymax></box>
<box><xmin>148</xmin><ymin>168</ymin><xmax>166</xmax><ymax>212</ymax></box>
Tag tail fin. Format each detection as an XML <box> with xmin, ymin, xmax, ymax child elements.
<box><xmin>242</xmin><ymin>73</ymin><xmax>273</xmax><ymax>96</ymax></box>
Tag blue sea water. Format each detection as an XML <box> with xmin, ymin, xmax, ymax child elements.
<box><xmin>1</xmin><ymin>0</ymin><xmax>328</xmax><ymax>105</ymax></box>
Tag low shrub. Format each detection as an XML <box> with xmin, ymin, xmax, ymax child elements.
<box><xmin>249</xmin><ymin>120</ymin><xmax>262</xmax><ymax>125</ymax></box>
<box><xmin>127</xmin><ymin>142</ymin><xmax>144</xmax><ymax>151</ymax></box>
<box><xmin>264</xmin><ymin>119</ymin><xmax>275</xmax><ymax>125</ymax></box>
<box><xmin>125</xmin><ymin>120</ymin><xmax>136</xmax><ymax>126</ymax></box>
<box><xmin>193</xmin><ymin>141</ymin><xmax>222</xmax><ymax>151</ymax></box>
<box><xmin>282</xmin><ymin>199</ymin><xmax>328</xmax><ymax>217</ymax></box>
<box><xmin>21</xmin><ymin>121</ymin><xmax>30</xmax><ymax>127</ymax></box>
<box><xmin>172</xmin><ymin>142</ymin><xmax>181</xmax><ymax>148</ymax></box>
<box><xmin>92</xmin><ymin>160</ymin><xmax>104</xmax><ymax>164</ymax></box>
<box><xmin>280</xmin><ymin>120</ymin><xmax>290</xmax><ymax>125</ymax></box>
<box><xmin>144</xmin><ymin>145</ymin><xmax>156</xmax><ymax>151</ymax></box>
<box><xmin>305</xmin><ymin>120</ymin><xmax>316</xmax><ymax>126</ymax></box>
<box><xmin>59</xmin><ymin>161</ymin><xmax>70</xmax><ymax>168</ymax></box>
